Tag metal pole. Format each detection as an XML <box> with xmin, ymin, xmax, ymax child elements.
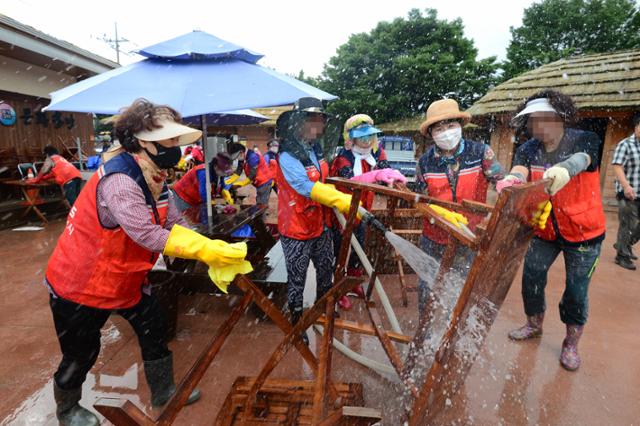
<box><xmin>114</xmin><ymin>23</ymin><xmax>120</xmax><ymax>65</ymax></box>
<box><xmin>76</xmin><ymin>137</ymin><xmax>84</xmax><ymax>171</ymax></box>
<box><xmin>201</xmin><ymin>115</ymin><xmax>213</xmax><ymax>234</ymax></box>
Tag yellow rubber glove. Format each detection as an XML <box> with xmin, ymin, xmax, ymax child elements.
<box><xmin>531</xmin><ymin>201</ymin><xmax>552</xmax><ymax>230</ymax></box>
<box><xmin>428</xmin><ymin>204</ymin><xmax>469</xmax><ymax>228</ymax></box>
<box><xmin>224</xmin><ymin>174</ymin><xmax>240</xmax><ymax>185</ymax></box>
<box><xmin>233</xmin><ymin>178</ymin><xmax>251</xmax><ymax>187</ymax></box>
<box><xmin>164</xmin><ymin>225</ymin><xmax>253</xmax><ymax>292</ymax></box>
<box><xmin>176</xmin><ymin>157</ymin><xmax>187</xmax><ymax>170</ymax></box>
<box><xmin>221</xmin><ymin>189</ymin><xmax>234</xmax><ymax>205</ymax></box>
<box><xmin>310</xmin><ymin>182</ymin><xmax>356</xmax><ymax>216</ymax></box>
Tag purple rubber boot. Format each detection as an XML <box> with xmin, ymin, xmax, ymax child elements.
<box><xmin>560</xmin><ymin>324</ymin><xmax>584</xmax><ymax>371</ymax></box>
<box><xmin>508</xmin><ymin>313</ymin><xmax>544</xmax><ymax>340</ymax></box>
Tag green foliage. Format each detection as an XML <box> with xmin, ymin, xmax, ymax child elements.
<box><xmin>316</xmin><ymin>9</ymin><xmax>499</xmax><ymax>124</ymax></box>
<box><xmin>503</xmin><ymin>0</ymin><xmax>640</xmax><ymax>80</ymax></box>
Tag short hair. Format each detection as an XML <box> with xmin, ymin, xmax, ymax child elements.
<box><xmin>633</xmin><ymin>112</ymin><xmax>640</xmax><ymax>128</ymax></box>
<box><xmin>43</xmin><ymin>145</ymin><xmax>59</xmax><ymax>156</ymax></box>
<box><xmin>113</xmin><ymin>98</ymin><xmax>181</xmax><ymax>153</ymax></box>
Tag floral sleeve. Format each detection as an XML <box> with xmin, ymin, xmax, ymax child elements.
<box><xmin>482</xmin><ymin>145</ymin><xmax>504</xmax><ymax>183</ymax></box>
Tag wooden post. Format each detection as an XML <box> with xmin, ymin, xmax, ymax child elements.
<box><xmin>312</xmin><ymin>295</ymin><xmax>336</xmax><ymax>424</ymax></box>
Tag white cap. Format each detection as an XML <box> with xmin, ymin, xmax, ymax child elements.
<box><xmin>514</xmin><ymin>98</ymin><xmax>557</xmax><ymax>118</ymax></box>
<box><xmin>134</xmin><ymin>117</ymin><xmax>202</xmax><ymax>146</ymax></box>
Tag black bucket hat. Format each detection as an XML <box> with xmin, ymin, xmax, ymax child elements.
<box><xmin>276</xmin><ymin>97</ymin><xmax>332</xmax><ymax>138</ymax></box>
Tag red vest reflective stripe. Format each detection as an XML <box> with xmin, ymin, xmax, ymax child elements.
<box><xmin>173</xmin><ymin>164</ymin><xmax>204</xmax><ymax>206</ymax></box>
<box><xmin>245</xmin><ymin>151</ymin><xmax>274</xmax><ymax>187</ymax></box>
<box><xmin>530</xmin><ymin>167</ymin><xmax>606</xmax><ymax>242</ymax></box>
<box><xmin>45</xmin><ymin>161</ymin><xmax>168</xmax><ymax>309</ymax></box>
<box><xmin>50</xmin><ymin>155</ymin><xmax>81</xmax><ymax>185</ymax></box>
<box><xmin>277</xmin><ymin>159</ymin><xmax>329</xmax><ymax>240</ymax></box>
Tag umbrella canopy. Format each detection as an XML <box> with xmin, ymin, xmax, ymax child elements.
<box><xmin>45</xmin><ymin>31</ymin><xmax>336</xmax><ymax>116</ymax></box>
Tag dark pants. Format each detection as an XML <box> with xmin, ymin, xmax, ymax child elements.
<box><xmin>50</xmin><ymin>293</ymin><xmax>171</xmax><ymax>390</ymax></box>
<box><xmin>332</xmin><ymin>222</ymin><xmax>365</xmax><ymax>270</ymax></box>
<box><xmin>63</xmin><ymin>177</ymin><xmax>82</xmax><ymax>206</ymax></box>
<box><xmin>615</xmin><ymin>197</ymin><xmax>640</xmax><ymax>259</ymax></box>
<box><xmin>255</xmin><ymin>183</ymin><xmax>272</xmax><ymax>205</ymax></box>
<box><xmin>280</xmin><ymin>228</ymin><xmax>334</xmax><ymax>313</ymax></box>
<box><xmin>417</xmin><ymin>235</ymin><xmax>475</xmax><ymax>315</ymax></box>
<box><xmin>521</xmin><ymin>237</ymin><xmax>601</xmax><ymax>326</ymax></box>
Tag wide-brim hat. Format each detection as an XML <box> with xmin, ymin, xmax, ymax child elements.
<box><xmin>276</xmin><ymin>97</ymin><xmax>332</xmax><ymax>136</ymax></box>
<box><xmin>419</xmin><ymin>99</ymin><xmax>471</xmax><ymax>136</ymax></box>
<box><xmin>134</xmin><ymin>117</ymin><xmax>202</xmax><ymax>146</ymax></box>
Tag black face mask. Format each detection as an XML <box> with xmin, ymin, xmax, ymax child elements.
<box><xmin>144</xmin><ymin>142</ymin><xmax>182</xmax><ymax>169</ymax></box>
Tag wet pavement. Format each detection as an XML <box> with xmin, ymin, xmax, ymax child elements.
<box><xmin>0</xmin><ymin>211</ymin><xmax>638</xmax><ymax>425</ymax></box>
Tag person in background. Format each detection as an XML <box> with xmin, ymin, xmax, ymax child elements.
<box><xmin>171</xmin><ymin>151</ymin><xmax>236</xmax><ymax>224</ymax></box>
<box><xmin>611</xmin><ymin>112</ymin><xmax>640</xmax><ymax>270</ymax></box>
<box><xmin>244</xmin><ymin>141</ymin><xmax>275</xmax><ymax>204</ymax></box>
<box><xmin>44</xmin><ymin>99</ymin><xmax>251</xmax><ymax>425</ymax></box>
<box><xmin>497</xmin><ymin>89</ymin><xmax>605</xmax><ymax>371</ymax></box>
<box><xmin>415</xmin><ymin>99</ymin><xmax>504</xmax><ymax>314</ymax></box>
<box><xmin>276</xmin><ymin>97</ymin><xmax>360</xmax><ymax>343</ymax></box>
<box><xmin>30</xmin><ymin>146</ymin><xmax>83</xmax><ymax>206</ymax></box>
<box><xmin>264</xmin><ymin>139</ymin><xmax>280</xmax><ymax>193</ymax></box>
<box><xmin>329</xmin><ymin>114</ymin><xmax>406</xmax><ymax>309</ymax></box>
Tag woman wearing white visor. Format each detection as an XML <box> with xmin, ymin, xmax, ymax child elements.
<box><xmin>497</xmin><ymin>90</ymin><xmax>606</xmax><ymax>371</ymax></box>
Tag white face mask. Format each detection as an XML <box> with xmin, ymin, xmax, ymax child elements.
<box><xmin>433</xmin><ymin>128</ymin><xmax>462</xmax><ymax>151</ymax></box>
<box><xmin>352</xmin><ymin>144</ymin><xmax>372</xmax><ymax>156</ymax></box>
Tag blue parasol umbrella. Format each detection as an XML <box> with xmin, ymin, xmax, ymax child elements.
<box><xmin>46</xmin><ymin>30</ymin><xmax>337</xmax><ymax>228</ymax></box>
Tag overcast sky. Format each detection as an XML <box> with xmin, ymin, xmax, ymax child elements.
<box><xmin>5</xmin><ymin>0</ymin><xmax>536</xmax><ymax>76</ymax></box>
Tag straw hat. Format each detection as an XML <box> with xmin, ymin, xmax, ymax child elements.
<box><xmin>419</xmin><ymin>99</ymin><xmax>471</xmax><ymax>136</ymax></box>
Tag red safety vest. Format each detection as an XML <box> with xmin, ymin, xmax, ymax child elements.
<box><xmin>419</xmin><ymin>141</ymin><xmax>488</xmax><ymax>244</ymax></box>
<box><xmin>45</xmin><ymin>153</ymin><xmax>168</xmax><ymax>309</ymax></box>
<box><xmin>329</xmin><ymin>147</ymin><xmax>387</xmax><ymax>211</ymax></box>
<box><xmin>530</xmin><ymin>166</ymin><xmax>606</xmax><ymax>242</ymax></box>
<box><xmin>49</xmin><ymin>155</ymin><xmax>81</xmax><ymax>185</ymax></box>
<box><xmin>173</xmin><ymin>164</ymin><xmax>204</xmax><ymax>206</ymax></box>
<box><xmin>245</xmin><ymin>151</ymin><xmax>274</xmax><ymax>187</ymax></box>
<box><xmin>277</xmin><ymin>157</ymin><xmax>329</xmax><ymax>240</ymax></box>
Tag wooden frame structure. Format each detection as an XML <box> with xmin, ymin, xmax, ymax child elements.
<box><xmin>94</xmin><ymin>178</ymin><xmax>549</xmax><ymax>425</ymax></box>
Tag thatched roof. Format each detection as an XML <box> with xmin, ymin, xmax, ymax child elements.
<box><xmin>252</xmin><ymin>105</ymin><xmax>292</xmax><ymax>126</ymax></box>
<box><xmin>377</xmin><ymin>115</ymin><xmax>424</xmax><ymax>133</ymax></box>
<box><xmin>468</xmin><ymin>49</ymin><xmax>640</xmax><ymax>117</ymax></box>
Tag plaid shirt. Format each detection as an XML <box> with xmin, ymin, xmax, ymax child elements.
<box><xmin>612</xmin><ymin>134</ymin><xmax>640</xmax><ymax>196</ymax></box>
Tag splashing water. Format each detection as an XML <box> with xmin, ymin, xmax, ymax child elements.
<box><xmin>384</xmin><ymin>231</ymin><xmax>439</xmax><ymax>286</ymax></box>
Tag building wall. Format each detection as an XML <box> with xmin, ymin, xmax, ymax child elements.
<box><xmin>0</xmin><ymin>90</ymin><xmax>93</xmax><ymax>165</ymax></box>
<box><xmin>207</xmin><ymin>125</ymin><xmax>275</xmax><ymax>154</ymax></box>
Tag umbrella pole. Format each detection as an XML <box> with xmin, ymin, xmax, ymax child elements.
<box><xmin>201</xmin><ymin>115</ymin><xmax>214</xmax><ymax>234</ymax></box>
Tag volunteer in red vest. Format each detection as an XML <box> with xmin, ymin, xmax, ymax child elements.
<box><xmin>275</xmin><ymin>97</ymin><xmax>357</xmax><ymax>343</ymax></box>
<box><xmin>264</xmin><ymin>139</ymin><xmax>280</xmax><ymax>193</ymax></box>
<box><xmin>329</xmin><ymin>114</ymin><xmax>406</xmax><ymax>308</ymax></box>
<box><xmin>171</xmin><ymin>151</ymin><xmax>238</xmax><ymax>224</ymax></box>
<box><xmin>244</xmin><ymin>143</ymin><xmax>275</xmax><ymax>204</ymax></box>
<box><xmin>31</xmin><ymin>146</ymin><xmax>82</xmax><ymax>205</ymax></box>
<box><xmin>44</xmin><ymin>99</ymin><xmax>252</xmax><ymax>425</ymax></box>
<box><xmin>497</xmin><ymin>90</ymin><xmax>605</xmax><ymax>371</ymax></box>
<box><xmin>416</xmin><ymin>99</ymin><xmax>504</xmax><ymax>314</ymax></box>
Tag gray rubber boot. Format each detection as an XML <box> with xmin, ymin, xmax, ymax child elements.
<box><xmin>53</xmin><ymin>382</ymin><xmax>99</xmax><ymax>426</ymax></box>
<box><xmin>143</xmin><ymin>353</ymin><xmax>200</xmax><ymax>407</ymax></box>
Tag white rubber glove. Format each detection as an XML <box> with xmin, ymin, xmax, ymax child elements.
<box><xmin>543</xmin><ymin>166</ymin><xmax>570</xmax><ymax>196</ymax></box>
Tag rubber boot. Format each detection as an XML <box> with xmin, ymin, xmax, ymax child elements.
<box><xmin>560</xmin><ymin>324</ymin><xmax>584</xmax><ymax>371</ymax></box>
<box><xmin>508</xmin><ymin>313</ymin><xmax>544</xmax><ymax>340</ymax></box>
<box><xmin>337</xmin><ymin>295</ymin><xmax>352</xmax><ymax>310</ymax></box>
<box><xmin>53</xmin><ymin>382</ymin><xmax>99</xmax><ymax>426</ymax></box>
<box><xmin>143</xmin><ymin>354</ymin><xmax>201</xmax><ymax>407</ymax></box>
<box><xmin>290</xmin><ymin>308</ymin><xmax>309</xmax><ymax>345</ymax></box>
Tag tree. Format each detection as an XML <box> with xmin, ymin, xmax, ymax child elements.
<box><xmin>503</xmin><ymin>0</ymin><xmax>640</xmax><ymax>80</ymax></box>
<box><xmin>315</xmin><ymin>9</ymin><xmax>498</xmax><ymax>124</ymax></box>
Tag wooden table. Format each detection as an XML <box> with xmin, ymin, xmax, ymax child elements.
<box><xmin>1</xmin><ymin>179</ymin><xmax>66</xmax><ymax>223</ymax></box>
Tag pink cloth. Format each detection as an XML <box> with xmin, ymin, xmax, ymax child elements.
<box><xmin>350</xmin><ymin>168</ymin><xmax>407</xmax><ymax>185</ymax></box>
<box><xmin>97</xmin><ymin>173</ymin><xmax>187</xmax><ymax>253</ymax></box>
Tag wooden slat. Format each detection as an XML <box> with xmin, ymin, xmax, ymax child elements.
<box><xmin>315</xmin><ymin>317</ymin><xmax>412</xmax><ymax>344</ymax></box>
